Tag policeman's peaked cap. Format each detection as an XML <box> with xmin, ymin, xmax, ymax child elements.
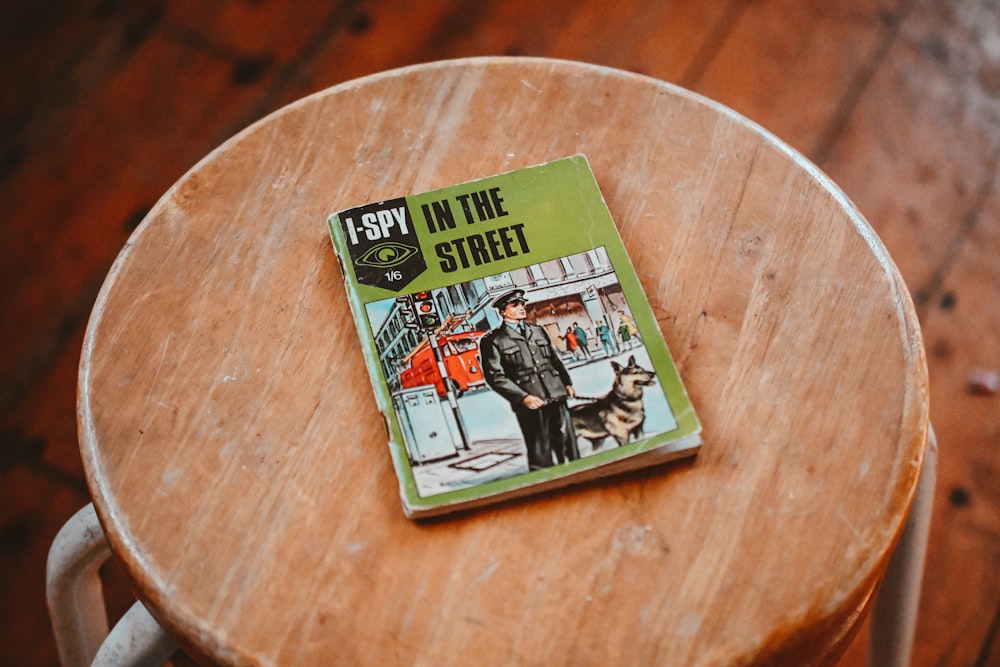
<box><xmin>492</xmin><ymin>289</ymin><xmax>527</xmax><ymax>310</ymax></box>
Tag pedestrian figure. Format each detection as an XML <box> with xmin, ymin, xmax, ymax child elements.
<box><xmin>620</xmin><ymin>312</ymin><xmax>641</xmax><ymax>348</ymax></box>
<box><xmin>618</xmin><ymin>320</ymin><xmax>632</xmax><ymax>350</ymax></box>
<box><xmin>572</xmin><ymin>322</ymin><xmax>591</xmax><ymax>359</ymax></box>
<box><xmin>596</xmin><ymin>319</ymin><xmax>616</xmax><ymax>356</ymax></box>
<box><xmin>562</xmin><ymin>327</ymin><xmax>583</xmax><ymax>360</ymax></box>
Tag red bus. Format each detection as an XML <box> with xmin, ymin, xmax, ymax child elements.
<box><xmin>399</xmin><ymin>331</ymin><xmax>486</xmax><ymax>397</ymax></box>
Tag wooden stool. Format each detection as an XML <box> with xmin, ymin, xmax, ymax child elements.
<box><xmin>76</xmin><ymin>58</ymin><xmax>931</xmax><ymax>665</ymax></box>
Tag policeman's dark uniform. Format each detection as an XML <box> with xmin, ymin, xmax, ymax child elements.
<box><xmin>479</xmin><ymin>290</ymin><xmax>579</xmax><ymax>469</ymax></box>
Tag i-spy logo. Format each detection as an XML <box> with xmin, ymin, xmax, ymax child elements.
<box><xmin>339</xmin><ymin>197</ymin><xmax>426</xmax><ymax>291</ymax></box>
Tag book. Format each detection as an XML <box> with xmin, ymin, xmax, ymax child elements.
<box><xmin>326</xmin><ymin>155</ymin><xmax>701</xmax><ymax>518</ymax></box>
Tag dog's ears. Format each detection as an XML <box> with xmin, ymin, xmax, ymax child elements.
<box><xmin>627</xmin><ymin>355</ymin><xmax>636</xmax><ymax>366</ymax></box>
<box><xmin>611</xmin><ymin>360</ymin><xmax>622</xmax><ymax>372</ymax></box>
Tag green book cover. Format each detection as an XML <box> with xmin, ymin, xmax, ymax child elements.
<box><xmin>327</xmin><ymin>155</ymin><xmax>700</xmax><ymax>518</ymax></box>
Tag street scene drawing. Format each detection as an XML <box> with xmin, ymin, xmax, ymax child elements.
<box><xmin>365</xmin><ymin>248</ymin><xmax>679</xmax><ymax>498</ymax></box>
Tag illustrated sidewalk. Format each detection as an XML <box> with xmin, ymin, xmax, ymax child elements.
<box><xmin>411</xmin><ymin>436</ymin><xmax>528</xmax><ymax>497</ymax></box>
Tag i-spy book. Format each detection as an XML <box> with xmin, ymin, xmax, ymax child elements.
<box><xmin>326</xmin><ymin>155</ymin><xmax>701</xmax><ymax>518</ymax></box>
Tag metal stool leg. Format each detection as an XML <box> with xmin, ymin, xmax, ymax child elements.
<box><xmin>46</xmin><ymin>503</ymin><xmax>177</xmax><ymax>667</ymax></box>
<box><xmin>867</xmin><ymin>425</ymin><xmax>938</xmax><ymax>667</ymax></box>
<box><xmin>92</xmin><ymin>600</ymin><xmax>179</xmax><ymax>667</ymax></box>
<box><xmin>47</xmin><ymin>504</ymin><xmax>112</xmax><ymax>666</ymax></box>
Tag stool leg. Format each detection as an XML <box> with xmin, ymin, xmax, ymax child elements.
<box><xmin>92</xmin><ymin>600</ymin><xmax>178</xmax><ymax>667</ymax></box>
<box><xmin>46</xmin><ymin>503</ymin><xmax>178</xmax><ymax>667</ymax></box>
<box><xmin>867</xmin><ymin>426</ymin><xmax>938</xmax><ymax>667</ymax></box>
<box><xmin>46</xmin><ymin>504</ymin><xmax>112</xmax><ymax>667</ymax></box>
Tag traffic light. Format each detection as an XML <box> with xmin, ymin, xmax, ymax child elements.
<box><xmin>396</xmin><ymin>295</ymin><xmax>418</xmax><ymax>329</ymax></box>
<box><xmin>412</xmin><ymin>291</ymin><xmax>441</xmax><ymax>330</ymax></box>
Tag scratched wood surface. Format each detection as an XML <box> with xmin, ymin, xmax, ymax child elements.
<box><xmin>75</xmin><ymin>58</ymin><xmax>927</xmax><ymax>666</ymax></box>
<box><xmin>0</xmin><ymin>2</ymin><xmax>997</xmax><ymax>666</ymax></box>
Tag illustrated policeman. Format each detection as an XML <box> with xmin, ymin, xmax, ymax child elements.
<box><xmin>479</xmin><ymin>289</ymin><xmax>579</xmax><ymax>469</ymax></box>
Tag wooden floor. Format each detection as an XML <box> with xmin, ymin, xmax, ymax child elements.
<box><xmin>1</xmin><ymin>1</ymin><xmax>997</xmax><ymax>665</ymax></box>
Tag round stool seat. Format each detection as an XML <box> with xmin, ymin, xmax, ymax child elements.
<box><xmin>79</xmin><ymin>58</ymin><xmax>928</xmax><ymax>665</ymax></box>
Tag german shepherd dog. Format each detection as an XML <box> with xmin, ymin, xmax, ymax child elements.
<box><xmin>570</xmin><ymin>355</ymin><xmax>656</xmax><ymax>451</ymax></box>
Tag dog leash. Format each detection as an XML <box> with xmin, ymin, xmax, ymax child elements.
<box><xmin>539</xmin><ymin>394</ymin><xmax>603</xmax><ymax>406</ymax></box>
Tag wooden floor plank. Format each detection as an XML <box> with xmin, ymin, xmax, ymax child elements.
<box><xmin>0</xmin><ymin>2</ymin><xmax>165</xmax><ymax>133</ymax></box>
<box><xmin>2</xmin><ymin>318</ymin><xmax>90</xmax><ymax>480</ymax></box>
<box><xmin>691</xmin><ymin>0</ymin><xmax>910</xmax><ymax>157</ymax></box>
<box><xmin>0</xmin><ymin>466</ymin><xmax>92</xmax><ymax>665</ymax></box>
<box><xmin>976</xmin><ymin>602</ymin><xmax>1000</xmax><ymax>667</ymax></box>
<box><xmin>915</xmin><ymin>183</ymin><xmax>1000</xmax><ymax>665</ymax></box>
<box><xmin>0</xmin><ymin>12</ymin><xmax>337</xmax><ymax>414</ymax></box>
<box><xmin>809</xmin><ymin>2</ymin><xmax>1000</xmax><ymax>664</ymax></box>
<box><xmin>162</xmin><ymin>0</ymin><xmax>339</xmax><ymax>62</ymax></box>
<box><xmin>0</xmin><ymin>1</ymin><xmax>996</xmax><ymax>665</ymax></box>
<box><xmin>818</xmin><ymin>0</ymin><xmax>1000</xmax><ymax>296</ymax></box>
<box><xmin>297</xmin><ymin>1</ymin><xmax>742</xmax><ymax>104</ymax></box>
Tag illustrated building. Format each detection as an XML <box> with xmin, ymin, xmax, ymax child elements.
<box><xmin>373</xmin><ymin>248</ymin><xmax>634</xmax><ymax>393</ymax></box>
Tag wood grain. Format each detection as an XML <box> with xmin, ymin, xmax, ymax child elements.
<box><xmin>77</xmin><ymin>59</ymin><xmax>928</xmax><ymax>666</ymax></box>
<box><xmin>4</xmin><ymin>2</ymin><xmax>998</xmax><ymax>665</ymax></box>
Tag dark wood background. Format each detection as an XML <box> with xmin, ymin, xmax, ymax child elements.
<box><xmin>1</xmin><ymin>1</ymin><xmax>997</xmax><ymax>665</ymax></box>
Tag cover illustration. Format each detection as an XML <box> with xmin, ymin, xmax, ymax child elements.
<box><xmin>327</xmin><ymin>155</ymin><xmax>701</xmax><ymax>517</ymax></box>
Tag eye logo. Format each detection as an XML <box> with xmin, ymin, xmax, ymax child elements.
<box><xmin>356</xmin><ymin>242</ymin><xmax>418</xmax><ymax>268</ymax></box>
